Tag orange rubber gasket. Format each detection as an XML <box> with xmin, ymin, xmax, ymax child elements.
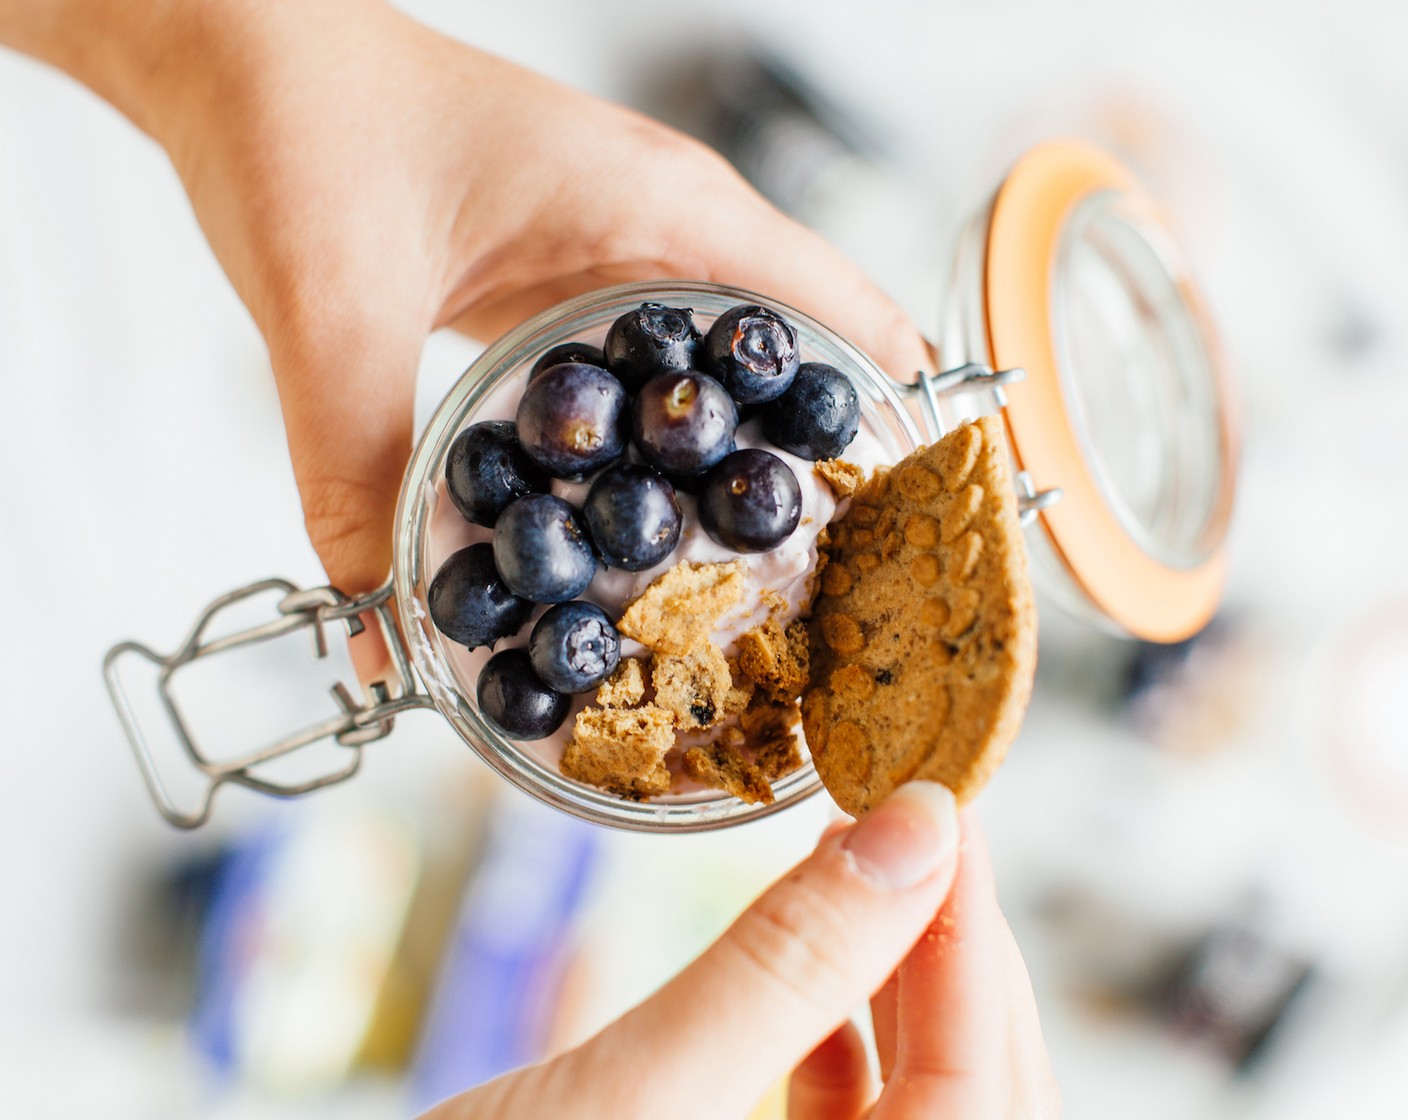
<box><xmin>985</xmin><ymin>141</ymin><xmax>1236</xmax><ymax>642</ymax></box>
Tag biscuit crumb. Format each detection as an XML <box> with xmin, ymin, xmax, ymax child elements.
<box><xmin>737</xmin><ymin>618</ymin><xmax>810</xmax><ymax>701</ymax></box>
<box><xmin>652</xmin><ymin>643</ymin><xmax>732</xmax><ymax>730</ymax></box>
<box><xmin>561</xmin><ymin>705</ymin><xmax>676</xmax><ymax>797</ymax></box>
<box><xmin>815</xmin><ymin>459</ymin><xmax>867</xmax><ymax>499</ymax></box>
<box><xmin>595</xmin><ymin>657</ymin><xmax>647</xmax><ymax>708</ymax></box>
<box><xmin>682</xmin><ymin>740</ymin><xmax>775</xmax><ymax>805</ymax></box>
<box><xmin>742</xmin><ymin>697</ymin><xmax>804</xmax><ymax>780</ymax></box>
<box><xmin>617</xmin><ymin>560</ymin><xmax>746</xmax><ymax>656</ymax></box>
<box><xmin>724</xmin><ymin>658</ymin><xmax>755</xmax><ymax>715</ymax></box>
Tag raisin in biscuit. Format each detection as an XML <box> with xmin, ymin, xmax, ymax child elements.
<box><xmin>803</xmin><ymin>416</ymin><xmax>1036</xmax><ymax>815</ymax></box>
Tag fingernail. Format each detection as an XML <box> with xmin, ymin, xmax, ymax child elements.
<box><xmin>841</xmin><ymin>781</ymin><xmax>958</xmax><ymax>890</ymax></box>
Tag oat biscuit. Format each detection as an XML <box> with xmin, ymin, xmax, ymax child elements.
<box><xmin>736</xmin><ymin>618</ymin><xmax>810</xmax><ymax>701</ymax></box>
<box><xmin>616</xmin><ymin>560</ymin><xmax>746</xmax><ymax>656</ymax></box>
<box><xmin>595</xmin><ymin>657</ymin><xmax>647</xmax><ymax>708</ymax></box>
<box><xmin>652</xmin><ymin>643</ymin><xmax>733</xmax><ymax>730</ymax></box>
<box><xmin>561</xmin><ymin>705</ymin><xmax>676</xmax><ymax>797</ymax></box>
<box><xmin>802</xmin><ymin>416</ymin><xmax>1036</xmax><ymax>815</ymax></box>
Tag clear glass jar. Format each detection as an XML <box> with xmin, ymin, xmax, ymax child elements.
<box><xmin>106</xmin><ymin>141</ymin><xmax>1236</xmax><ymax>832</ymax></box>
<box><xmin>394</xmin><ymin>282</ymin><xmax>921</xmax><ymax>832</ymax></box>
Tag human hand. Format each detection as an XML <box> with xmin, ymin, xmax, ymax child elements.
<box><xmin>421</xmin><ymin>782</ymin><xmax>1057</xmax><ymax>1120</ymax></box>
<box><xmin>6</xmin><ymin>0</ymin><xmax>933</xmax><ymax>680</ymax></box>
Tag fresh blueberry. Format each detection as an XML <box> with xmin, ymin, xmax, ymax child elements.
<box><xmin>583</xmin><ymin>464</ymin><xmax>682</xmax><ymax>571</ymax></box>
<box><xmin>529</xmin><ymin>341</ymin><xmax>607</xmax><ymax>382</ymax></box>
<box><xmin>760</xmin><ymin>362</ymin><xmax>860</xmax><ymax>459</ymax></box>
<box><xmin>529</xmin><ymin>601</ymin><xmax>622</xmax><ymax>694</ymax></box>
<box><xmin>428</xmin><ymin>543</ymin><xmax>532</xmax><ymax>649</ymax></box>
<box><xmin>631</xmin><ymin>370</ymin><xmax>737</xmax><ymax>477</ymax></box>
<box><xmin>603</xmin><ymin>303</ymin><xmax>702</xmax><ymax>392</ymax></box>
<box><xmin>477</xmin><ymin>649</ymin><xmax>570</xmax><ymax>739</ymax></box>
<box><xmin>493</xmin><ymin>493</ymin><xmax>598</xmax><ymax>603</ymax></box>
<box><xmin>516</xmin><ymin>362</ymin><xmax>628</xmax><ymax>480</ymax></box>
<box><xmin>698</xmin><ymin>448</ymin><xmax>802</xmax><ymax>553</ymax></box>
<box><xmin>444</xmin><ymin>420</ymin><xmax>552</xmax><ymax>527</ymax></box>
<box><xmin>704</xmin><ymin>304</ymin><xmax>800</xmax><ymax>405</ymax></box>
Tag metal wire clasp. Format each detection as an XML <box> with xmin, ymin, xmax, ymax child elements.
<box><xmin>896</xmin><ymin>362</ymin><xmax>1064</xmax><ymax>527</ymax></box>
<box><xmin>104</xmin><ymin>577</ymin><xmax>433</xmax><ymax>829</ymax></box>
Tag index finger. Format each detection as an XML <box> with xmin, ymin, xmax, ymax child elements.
<box><xmin>686</xmin><ymin>183</ymin><xmax>936</xmax><ymax>386</ymax></box>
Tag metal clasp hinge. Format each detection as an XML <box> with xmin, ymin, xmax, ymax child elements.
<box><xmin>901</xmin><ymin>363</ymin><xmax>1063</xmax><ymax>526</ymax></box>
<box><xmin>103</xmin><ymin>578</ymin><xmax>434</xmax><ymax>829</ymax></box>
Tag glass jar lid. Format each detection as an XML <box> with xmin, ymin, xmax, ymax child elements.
<box><xmin>984</xmin><ymin>140</ymin><xmax>1236</xmax><ymax>642</ymax></box>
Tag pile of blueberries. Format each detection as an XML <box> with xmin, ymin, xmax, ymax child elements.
<box><xmin>429</xmin><ymin>301</ymin><xmax>861</xmax><ymax>741</ymax></box>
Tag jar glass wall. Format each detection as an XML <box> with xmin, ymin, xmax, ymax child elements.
<box><xmin>393</xmin><ymin>281</ymin><xmax>922</xmax><ymax>832</ymax></box>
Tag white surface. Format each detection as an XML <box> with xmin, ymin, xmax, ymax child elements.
<box><xmin>3</xmin><ymin>0</ymin><xmax>1408</xmax><ymax>1116</ymax></box>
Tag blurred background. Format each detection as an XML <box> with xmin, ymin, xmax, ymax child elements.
<box><xmin>3</xmin><ymin>0</ymin><xmax>1408</xmax><ymax>1116</ymax></box>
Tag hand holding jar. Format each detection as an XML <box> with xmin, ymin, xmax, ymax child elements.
<box><xmin>1</xmin><ymin>0</ymin><xmax>1056</xmax><ymax>1116</ymax></box>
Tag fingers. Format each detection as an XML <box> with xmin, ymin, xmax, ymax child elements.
<box><xmin>870</xmin><ymin>972</ymin><xmax>900</xmax><ymax>1082</ymax></box>
<box><xmin>584</xmin><ymin>782</ymin><xmax>960</xmax><ymax>1120</ymax></box>
<box><xmin>787</xmin><ymin>1020</ymin><xmax>873</xmax><ymax>1120</ymax></box>
<box><xmin>267</xmin><ymin>305</ymin><xmax>426</xmax><ymax>684</ymax></box>
<box><xmin>872</xmin><ymin>816</ymin><xmax>1056</xmax><ymax>1119</ymax></box>
<box><xmin>440</xmin><ymin>121</ymin><xmax>934</xmax><ymax>386</ymax></box>
<box><xmin>686</xmin><ymin>181</ymin><xmax>936</xmax><ymax>386</ymax></box>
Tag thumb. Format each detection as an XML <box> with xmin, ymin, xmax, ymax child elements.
<box><xmin>269</xmin><ymin>312</ymin><xmax>423</xmax><ymax>683</ymax></box>
<box><xmin>583</xmin><ymin>781</ymin><xmax>960</xmax><ymax>1119</ymax></box>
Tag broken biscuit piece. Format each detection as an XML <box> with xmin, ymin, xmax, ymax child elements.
<box><xmin>814</xmin><ymin>458</ymin><xmax>867</xmax><ymax>500</ymax></box>
<box><xmin>616</xmin><ymin>560</ymin><xmax>746</xmax><ymax>656</ymax></box>
<box><xmin>595</xmin><ymin>657</ymin><xmax>647</xmax><ymax>709</ymax></box>
<box><xmin>682</xmin><ymin>740</ymin><xmax>775</xmax><ymax>805</ymax></box>
<box><xmin>723</xmin><ymin>658</ymin><xmax>755</xmax><ymax>715</ymax></box>
<box><xmin>740</xmin><ymin>696</ymin><xmax>804</xmax><ymax>780</ymax></box>
<box><xmin>736</xmin><ymin>618</ymin><xmax>810</xmax><ymax>702</ymax></box>
<box><xmin>561</xmin><ymin>705</ymin><xmax>675</xmax><ymax>797</ymax></box>
<box><xmin>653</xmin><ymin>643</ymin><xmax>732</xmax><ymax>731</ymax></box>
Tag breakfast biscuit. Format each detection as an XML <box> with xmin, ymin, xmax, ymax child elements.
<box><xmin>802</xmin><ymin>416</ymin><xmax>1036</xmax><ymax>815</ymax></box>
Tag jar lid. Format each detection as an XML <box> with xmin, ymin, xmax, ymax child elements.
<box><xmin>983</xmin><ymin>141</ymin><xmax>1237</xmax><ymax>642</ymax></box>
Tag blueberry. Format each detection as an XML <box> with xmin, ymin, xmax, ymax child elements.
<box><xmin>632</xmin><ymin>370</ymin><xmax>737</xmax><ymax>477</ymax></box>
<box><xmin>704</xmin><ymin>304</ymin><xmax>800</xmax><ymax>405</ymax></box>
<box><xmin>583</xmin><ymin>464</ymin><xmax>682</xmax><ymax>571</ymax></box>
<box><xmin>428</xmin><ymin>543</ymin><xmax>532</xmax><ymax>649</ymax></box>
<box><xmin>477</xmin><ymin>649</ymin><xmax>570</xmax><ymax>740</ymax></box>
<box><xmin>444</xmin><ymin>420</ymin><xmax>552</xmax><ymax>527</ymax></box>
<box><xmin>529</xmin><ymin>601</ymin><xmax>622</xmax><ymax>694</ymax></box>
<box><xmin>517</xmin><ymin>362</ymin><xmax>628</xmax><ymax>480</ymax></box>
<box><xmin>760</xmin><ymin>362</ymin><xmax>860</xmax><ymax>459</ymax></box>
<box><xmin>493</xmin><ymin>493</ymin><xmax>598</xmax><ymax>603</ymax></box>
<box><xmin>529</xmin><ymin>341</ymin><xmax>607</xmax><ymax>382</ymax></box>
<box><xmin>603</xmin><ymin>303</ymin><xmax>702</xmax><ymax>392</ymax></box>
<box><xmin>698</xmin><ymin>448</ymin><xmax>802</xmax><ymax>553</ymax></box>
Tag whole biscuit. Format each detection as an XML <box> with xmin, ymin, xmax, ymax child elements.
<box><xmin>802</xmin><ymin>416</ymin><xmax>1036</xmax><ymax>815</ymax></box>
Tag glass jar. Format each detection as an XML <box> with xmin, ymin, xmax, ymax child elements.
<box><xmin>106</xmin><ymin>141</ymin><xmax>1236</xmax><ymax>832</ymax></box>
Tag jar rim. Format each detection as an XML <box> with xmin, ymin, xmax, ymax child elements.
<box><xmin>392</xmin><ymin>280</ymin><xmax>922</xmax><ymax>832</ymax></box>
<box><xmin>984</xmin><ymin>141</ymin><xmax>1237</xmax><ymax>642</ymax></box>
